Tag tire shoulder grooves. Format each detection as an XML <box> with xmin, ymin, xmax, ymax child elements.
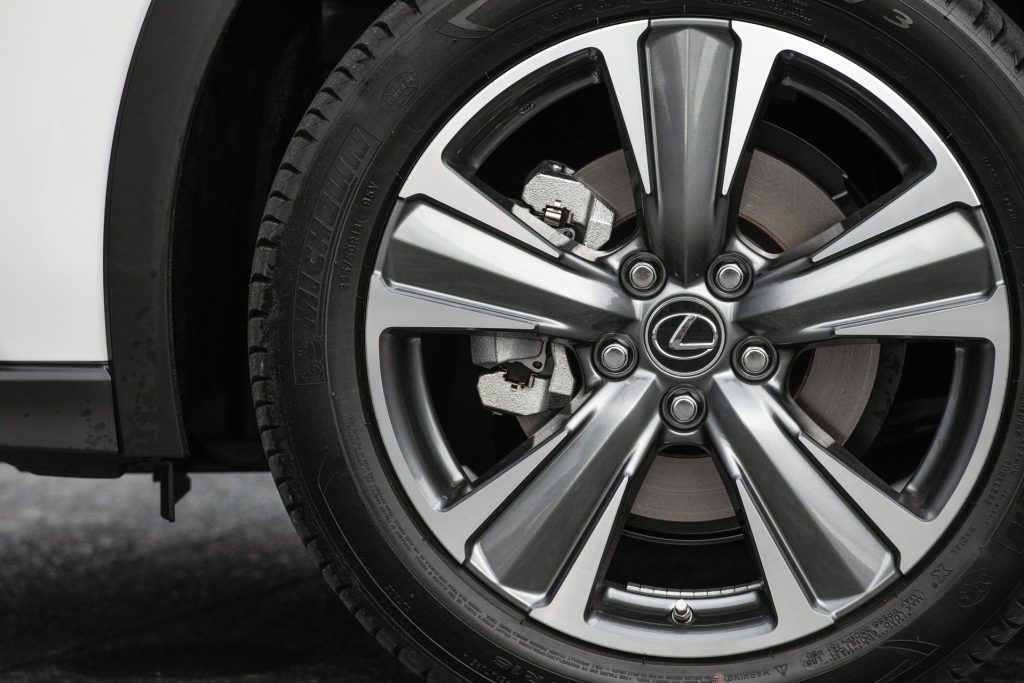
<box><xmin>248</xmin><ymin>1</ymin><xmax>458</xmax><ymax>681</ymax></box>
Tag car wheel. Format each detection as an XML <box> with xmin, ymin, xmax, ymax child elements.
<box><xmin>250</xmin><ymin>0</ymin><xmax>1024</xmax><ymax>680</ymax></box>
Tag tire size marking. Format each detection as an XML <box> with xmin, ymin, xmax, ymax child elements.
<box><xmin>708</xmin><ymin>0</ymin><xmax>813</xmax><ymax>25</ymax></box>
<box><xmin>292</xmin><ymin>125</ymin><xmax>380</xmax><ymax>386</ymax></box>
<box><xmin>800</xmin><ymin>591</ymin><xmax>926</xmax><ymax>671</ymax></box>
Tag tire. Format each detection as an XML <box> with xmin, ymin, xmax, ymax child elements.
<box><xmin>249</xmin><ymin>1</ymin><xmax>1024</xmax><ymax>680</ymax></box>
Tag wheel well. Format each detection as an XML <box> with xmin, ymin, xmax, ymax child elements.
<box><xmin>171</xmin><ymin>0</ymin><xmax>391</xmax><ymax>470</ymax></box>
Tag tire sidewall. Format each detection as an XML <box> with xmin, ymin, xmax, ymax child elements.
<box><xmin>267</xmin><ymin>1</ymin><xmax>1024</xmax><ymax>680</ymax></box>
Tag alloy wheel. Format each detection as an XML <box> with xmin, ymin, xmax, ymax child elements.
<box><xmin>363</xmin><ymin>19</ymin><xmax>1009</xmax><ymax>658</ymax></box>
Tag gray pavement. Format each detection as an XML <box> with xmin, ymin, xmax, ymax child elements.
<box><xmin>0</xmin><ymin>465</ymin><xmax>415</xmax><ymax>682</ymax></box>
<box><xmin>0</xmin><ymin>465</ymin><xmax>1022</xmax><ymax>682</ymax></box>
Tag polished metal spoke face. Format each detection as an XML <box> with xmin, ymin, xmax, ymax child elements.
<box><xmin>469</xmin><ymin>375</ymin><xmax>662</xmax><ymax>609</ymax></box>
<box><xmin>363</xmin><ymin>18</ymin><xmax>1011</xmax><ymax>659</ymax></box>
<box><xmin>368</xmin><ymin>200</ymin><xmax>634</xmax><ymax>343</ymax></box>
<box><xmin>707</xmin><ymin>377</ymin><xmax>899</xmax><ymax>616</ymax></box>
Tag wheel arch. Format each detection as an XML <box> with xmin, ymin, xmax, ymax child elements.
<box><xmin>107</xmin><ymin>0</ymin><xmax>391</xmax><ymax>469</ymax></box>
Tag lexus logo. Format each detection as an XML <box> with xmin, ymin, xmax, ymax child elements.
<box><xmin>653</xmin><ymin>313</ymin><xmax>720</xmax><ymax>360</ymax></box>
<box><xmin>646</xmin><ymin>298</ymin><xmax>725</xmax><ymax>377</ymax></box>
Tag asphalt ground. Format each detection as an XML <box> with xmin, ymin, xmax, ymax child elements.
<box><xmin>0</xmin><ymin>465</ymin><xmax>1021</xmax><ymax>682</ymax></box>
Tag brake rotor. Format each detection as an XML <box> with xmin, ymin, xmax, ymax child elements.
<box><xmin>577</xmin><ymin>149</ymin><xmax>880</xmax><ymax>525</ymax></box>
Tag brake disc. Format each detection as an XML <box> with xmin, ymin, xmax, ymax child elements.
<box><xmin>576</xmin><ymin>149</ymin><xmax>880</xmax><ymax>525</ymax></box>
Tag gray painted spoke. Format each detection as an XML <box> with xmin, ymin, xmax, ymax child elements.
<box><xmin>736</xmin><ymin>209</ymin><xmax>998</xmax><ymax>344</ymax></box>
<box><xmin>732</xmin><ymin>480</ymin><xmax>835</xmax><ymax>633</ymax></box>
<box><xmin>708</xmin><ymin>377</ymin><xmax>897</xmax><ymax>617</ymax></box>
<box><xmin>401</xmin><ymin>22</ymin><xmax>652</xmax><ymax>238</ymax></box>
<box><xmin>433</xmin><ymin>428</ymin><xmax>573</xmax><ymax>564</ymax></box>
<box><xmin>723</xmin><ymin>22</ymin><xmax>980</xmax><ymax>218</ymax></box>
<box><xmin>811</xmin><ymin>127</ymin><xmax>980</xmax><ymax>264</ymax></box>
<box><xmin>530</xmin><ymin>476</ymin><xmax>632</xmax><ymax>628</ymax></box>
<box><xmin>469</xmin><ymin>375</ymin><xmax>662</xmax><ymax>609</ymax></box>
<box><xmin>795</xmin><ymin>435</ymin><xmax>931</xmax><ymax>573</ymax></box>
<box><xmin>641</xmin><ymin>21</ymin><xmax>736</xmax><ymax>282</ymax></box>
<box><xmin>836</xmin><ymin>284</ymin><xmax>1009</xmax><ymax>345</ymax></box>
<box><xmin>402</xmin><ymin>149</ymin><xmax>557</xmax><ymax>256</ymax></box>
<box><xmin>371</xmin><ymin>200</ymin><xmax>635</xmax><ymax>341</ymax></box>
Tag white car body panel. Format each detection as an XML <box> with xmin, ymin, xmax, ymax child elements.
<box><xmin>0</xmin><ymin>0</ymin><xmax>151</xmax><ymax>362</ymax></box>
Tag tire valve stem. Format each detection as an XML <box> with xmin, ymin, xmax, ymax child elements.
<box><xmin>670</xmin><ymin>599</ymin><xmax>694</xmax><ymax>626</ymax></box>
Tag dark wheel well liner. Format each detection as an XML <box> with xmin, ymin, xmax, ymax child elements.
<box><xmin>106</xmin><ymin>0</ymin><xmax>357</xmax><ymax>467</ymax></box>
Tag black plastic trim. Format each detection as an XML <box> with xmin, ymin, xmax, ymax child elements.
<box><xmin>105</xmin><ymin>0</ymin><xmax>243</xmax><ymax>459</ymax></box>
<box><xmin>0</xmin><ymin>365</ymin><xmax>118</xmax><ymax>454</ymax></box>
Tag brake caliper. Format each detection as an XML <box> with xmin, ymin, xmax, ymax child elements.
<box><xmin>521</xmin><ymin>160</ymin><xmax>616</xmax><ymax>251</ymax></box>
<box><xmin>470</xmin><ymin>160</ymin><xmax>612</xmax><ymax>416</ymax></box>
<box><xmin>471</xmin><ymin>334</ymin><xmax>574</xmax><ymax>416</ymax></box>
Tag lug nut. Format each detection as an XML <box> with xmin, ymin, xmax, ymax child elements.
<box><xmin>670</xmin><ymin>394</ymin><xmax>700</xmax><ymax>424</ymax></box>
<box><xmin>707</xmin><ymin>254</ymin><xmax>752</xmax><ymax>300</ymax></box>
<box><xmin>662</xmin><ymin>387</ymin><xmax>706</xmax><ymax>430</ymax></box>
<box><xmin>740</xmin><ymin>346</ymin><xmax>770</xmax><ymax>375</ymax></box>
<box><xmin>733</xmin><ymin>337</ymin><xmax>778</xmax><ymax>382</ymax></box>
<box><xmin>621</xmin><ymin>253</ymin><xmax>665</xmax><ymax>298</ymax></box>
<box><xmin>628</xmin><ymin>261</ymin><xmax>658</xmax><ymax>292</ymax></box>
<box><xmin>671</xmin><ymin>598</ymin><xmax>695</xmax><ymax>625</ymax></box>
<box><xmin>594</xmin><ymin>335</ymin><xmax>637</xmax><ymax>379</ymax></box>
<box><xmin>714</xmin><ymin>263</ymin><xmax>745</xmax><ymax>293</ymax></box>
<box><xmin>600</xmin><ymin>343</ymin><xmax>631</xmax><ymax>374</ymax></box>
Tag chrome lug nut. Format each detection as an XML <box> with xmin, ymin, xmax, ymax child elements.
<box><xmin>594</xmin><ymin>335</ymin><xmax>638</xmax><ymax>379</ymax></box>
<box><xmin>628</xmin><ymin>261</ymin><xmax>658</xmax><ymax>292</ymax></box>
<box><xmin>671</xmin><ymin>598</ymin><xmax>695</xmax><ymax>625</ymax></box>
<box><xmin>600</xmin><ymin>343</ymin><xmax>631</xmax><ymax>374</ymax></box>
<box><xmin>714</xmin><ymin>262</ymin><xmax>745</xmax><ymax>292</ymax></box>
<box><xmin>733</xmin><ymin>337</ymin><xmax>778</xmax><ymax>382</ymax></box>
<box><xmin>670</xmin><ymin>394</ymin><xmax>700</xmax><ymax>424</ymax></box>
<box><xmin>662</xmin><ymin>387</ymin><xmax>706</xmax><ymax>430</ymax></box>
<box><xmin>621</xmin><ymin>252</ymin><xmax>665</xmax><ymax>298</ymax></box>
<box><xmin>740</xmin><ymin>346</ymin><xmax>770</xmax><ymax>375</ymax></box>
<box><xmin>707</xmin><ymin>253</ymin><xmax>752</xmax><ymax>300</ymax></box>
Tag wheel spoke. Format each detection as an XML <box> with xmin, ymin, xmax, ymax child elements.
<box><xmin>369</xmin><ymin>200</ymin><xmax>634</xmax><ymax>341</ymax></box>
<box><xmin>814</xmin><ymin>168</ymin><xmax>980</xmax><ymax>263</ymax></box>
<box><xmin>794</xmin><ymin>433</ymin><xmax>931</xmax><ymax>573</ymax></box>
<box><xmin>468</xmin><ymin>375</ymin><xmax>662</xmax><ymax>609</ymax></box>
<box><xmin>732</xmin><ymin>480</ymin><xmax>834</xmax><ymax>634</ymax></box>
<box><xmin>735</xmin><ymin>209</ymin><xmax>999</xmax><ymax>344</ymax></box>
<box><xmin>431</xmin><ymin>427</ymin><xmax>573</xmax><ymax>564</ymax></box>
<box><xmin>402</xmin><ymin>148</ymin><xmax>559</xmax><ymax>257</ymax></box>
<box><xmin>639</xmin><ymin>20</ymin><xmax>739</xmax><ymax>281</ymax></box>
<box><xmin>405</xmin><ymin>21</ymin><xmax>653</xmax><ymax>205</ymax></box>
<box><xmin>530</xmin><ymin>476</ymin><xmax>632</xmax><ymax>627</ymax></box>
<box><xmin>835</xmin><ymin>283</ymin><xmax>1009</xmax><ymax>345</ymax></box>
<box><xmin>724</xmin><ymin>22</ymin><xmax>980</xmax><ymax>211</ymax></box>
<box><xmin>707</xmin><ymin>377</ymin><xmax>897</xmax><ymax>617</ymax></box>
